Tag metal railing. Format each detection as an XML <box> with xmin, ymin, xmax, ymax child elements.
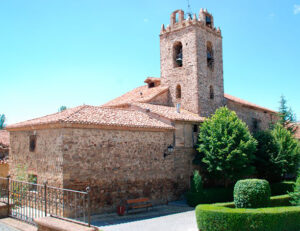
<box><xmin>0</xmin><ymin>176</ymin><xmax>91</xmax><ymax>226</ymax></box>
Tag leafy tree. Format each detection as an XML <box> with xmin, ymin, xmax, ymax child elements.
<box><xmin>58</xmin><ymin>106</ymin><xmax>67</xmax><ymax>112</ymax></box>
<box><xmin>253</xmin><ymin>130</ymin><xmax>281</xmax><ymax>182</ymax></box>
<box><xmin>194</xmin><ymin>107</ymin><xmax>257</xmax><ymax>187</ymax></box>
<box><xmin>0</xmin><ymin>114</ymin><xmax>6</xmax><ymax>129</ymax></box>
<box><xmin>278</xmin><ymin>95</ymin><xmax>297</xmax><ymax>133</ymax></box>
<box><xmin>271</xmin><ymin>124</ymin><xmax>300</xmax><ymax>180</ymax></box>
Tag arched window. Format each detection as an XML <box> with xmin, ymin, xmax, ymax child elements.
<box><xmin>173</xmin><ymin>42</ymin><xmax>183</xmax><ymax>67</ymax></box>
<box><xmin>209</xmin><ymin>85</ymin><xmax>214</xmax><ymax>99</ymax></box>
<box><xmin>176</xmin><ymin>85</ymin><xmax>182</xmax><ymax>99</ymax></box>
<box><xmin>207</xmin><ymin>41</ymin><xmax>214</xmax><ymax>70</ymax></box>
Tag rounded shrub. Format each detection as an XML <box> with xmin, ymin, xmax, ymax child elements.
<box><xmin>234</xmin><ymin>179</ymin><xmax>271</xmax><ymax>208</ymax></box>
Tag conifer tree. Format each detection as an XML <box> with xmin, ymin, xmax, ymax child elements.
<box><xmin>278</xmin><ymin>95</ymin><xmax>297</xmax><ymax>133</ymax></box>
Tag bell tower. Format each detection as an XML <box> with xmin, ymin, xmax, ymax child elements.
<box><xmin>160</xmin><ymin>9</ymin><xmax>224</xmax><ymax>117</ymax></box>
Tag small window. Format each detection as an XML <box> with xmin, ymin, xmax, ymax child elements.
<box><xmin>207</xmin><ymin>41</ymin><xmax>214</xmax><ymax>70</ymax></box>
<box><xmin>206</xmin><ymin>15</ymin><xmax>212</xmax><ymax>27</ymax></box>
<box><xmin>148</xmin><ymin>82</ymin><xmax>155</xmax><ymax>88</ymax></box>
<box><xmin>252</xmin><ymin>118</ymin><xmax>260</xmax><ymax>132</ymax></box>
<box><xmin>29</xmin><ymin>135</ymin><xmax>36</xmax><ymax>152</ymax></box>
<box><xmin>176</xmin><ymin>85</ymin><xmax>182</xmax><ymax>99</ymax></box>
<box><xmin>173</xmin><ymin>42</ymin><xmax>183</xmax><ymax>67</ymax></box>
<box><xmin>209</xmin><ymin>86</ymin><xmax>214</xmax><ymax>99</ymax></box>
<box><xmin>193</xmin><ymin>125</ymin><xmax>199</xmax><ymax>133</ymax></box>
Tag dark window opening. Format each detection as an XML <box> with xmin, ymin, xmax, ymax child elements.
<box><xmin>176</xmin><ymin>85</ymin><xmax>182</xmax><ymax>99</ymax></box>
<box><xmin>207</xmin><ymin>41</ymin><xmax>214</xmax><ymax>70</ymax></box>
<box><xmin>193</xmin><ymin>125</ymin><xmax>199</xmax><ymax>133</ymax></box>
<box><xmin>173</xmin><ymin>42</ymin><xmax>183</xmax><ymax>67</ymax></box>
<box><xmin>252</xmin><ymin>118</ymin><xmax>260</xmax><ymax>132</ymax></box>
<box><xmin>148</xmin><ymin>82</ymin><xmax>155</xmax><ymax>88</ymax></box>
<box><xmin>29</xmin><ymin>135</ymin><xmax>36</xmax><ymax>152</ymax></box>
<box><xmin>206</xmin><ymin>15</ymin><xmax>212</xmax><ymax>27</ymax></box>
<box><xmin>209</xmin><ymin>86</ymin><xmax>214</xmax><ymax>99</ymax></box>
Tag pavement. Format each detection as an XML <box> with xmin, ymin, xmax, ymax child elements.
<box><xmin>92</xmin><ymin>201</ymin><xmax>197</xmax><ymax>231</ymax></box>
<box><xmin>0</xmin><ymin>222</ymin><xmax>19</xmax><ymax>231</ymax></box>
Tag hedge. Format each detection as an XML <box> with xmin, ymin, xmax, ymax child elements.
<box><xmin>270</xmin><ymin>181</ymin><xmax>295</xmax><ymax>196</ymax></box>
<box><xmin>186</xmin><ymin>187</ymin><xmax>233</xmax><ymax>207</ymax></box>
<box><xmin>186</xmin><ymin>181</ymin><xmax>294</xmax><ymax>207</ymax></box>
<box><xmin>234</xmin><ymin>179</ymin><xmax>271</xmax><ymax>208</ymax></box>
<box><xmin>196</xmin><ymin>195</ymin><xmax>300</xmax><ymax>231</ymax></box>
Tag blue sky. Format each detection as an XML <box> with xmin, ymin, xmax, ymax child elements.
<box><xmin>0</xmin><ymin>0</ymin><xmax>299</xmax><ymax>125</ymax></box>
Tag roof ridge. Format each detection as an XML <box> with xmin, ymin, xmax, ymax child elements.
<box><xmin>61</xmin><ymin>105</ymin><xmax>89</xmax><ymax>122</ymax></box>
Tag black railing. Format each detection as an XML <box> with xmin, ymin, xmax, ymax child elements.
<box><xmin>0</xmin><ymin>176</ymin><xmax>91</xmax><ymax>226</ymax></box>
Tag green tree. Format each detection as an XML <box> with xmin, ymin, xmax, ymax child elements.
<box><xmin>0</xmin><ymin>114</ymin><xmax>6</xmax><ymax>129</ymax></box>
<box><xmin>290</xmin><ymin>172</ymin><xmax>300</xmax><ymax>206</ymax></box>
<box><xmin>194</xmin><ymin>107</ymin><xmax>257</xmax><ymax>187</ymax></box>
<box><xmin>278</xmin><ymin>95</ymin><xmax>297</xmax><ymax>133</ymax></box>
<box><xmin>190</xmin><ymin>170</ymin><xmax>203</xmax><ymax>193</ymax></box>
<box><xmin>58</xmin><ymin>106</ymin><xmax>67</xmax><ymax>112</ymax></box>
<box><xmin>271</xmin><ymin>124</ymin><xmax>300</xmax><ymax>180</ymax></box>
<box><xmin>253</xmin><ymin>130</ymin><xmax>281</xmax><ymax>182</ymax></box>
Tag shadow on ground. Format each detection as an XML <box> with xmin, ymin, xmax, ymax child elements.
<box><xmin>90</xmin><ymin>200</ymin><xmax>194</xmax><ymax>227</ymax></box>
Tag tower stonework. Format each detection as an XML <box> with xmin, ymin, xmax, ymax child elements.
<box><xmin>160</xmin><ymin>9</ymin><xmax>224</xmax><ymax>117</ymax></box>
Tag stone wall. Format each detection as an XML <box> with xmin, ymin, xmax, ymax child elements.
<box><xmin>61</xmin><ymin>128</ymin><xmax>195</xmax><ymax>213</ymax></box>
<box><xmin>9</xmin><ymin>129</ymin><xmax>64</xmax><ymax>187</ymax></box>
<box><xmin>227</xmin><ymin>101</ymin><xmax>277</xmax><ymax>132</ymax></box>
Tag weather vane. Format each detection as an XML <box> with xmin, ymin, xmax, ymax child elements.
<box><xmin>186</xmin><ymin>0</ymin><xmax>193</xmax><ymax>19</ymax></box>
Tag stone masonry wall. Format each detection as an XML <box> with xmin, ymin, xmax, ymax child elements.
<box><xmin>9</xmin><ymin>129</ymin><xmax>64</xmax><ymax>187</ymax></box>
<box><xmin>227</xmin><ymin>101</ymin><xmax>277</xmax><ymax>132</ymax></box>
<box><xmin>61</xmin><ymin>128</ymin><xmax>195</xmax><ymax>213</ymax></box>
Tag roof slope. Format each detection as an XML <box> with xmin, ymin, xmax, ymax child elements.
<box><xmin>224</xmin><ymin>93</ymin><xmax>276</xmax><ymax>113</ymax></box>
<box><xmin>132</xmin><ymin>103</ymin><xmax>205</xmax><ymax>122</ymax></box>
<box><xmin>103</xmin><ymin>85</ymin><xmax>168</xmax><ymax>107</ymax></box>
<box><xmin>0</xmin><ymin>130</ymin><xmax>9</xmax><ymax>147</ymax></box>
<box><xmin>7</xmin><ymin>105</ymin><xmax>174</xmax><ymax>131</ymax></box>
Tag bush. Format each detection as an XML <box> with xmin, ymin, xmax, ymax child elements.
<box><xmin>194</xmin><ymin>107</ymin><xmax>257</xmax><ymax>187</ymax></box>
<box><xmin>253</xmin><ymin>130</ymin><xmax>280</xmax><ymax>182</ymax></box>
<box><xmin>234</xmin><ymin>179</ymin><xmax>271</xmax><ymax>208</ymax></box>
<box><xmin>186</xmin><ymin>187</ymin><xmax>233</xmax><ymax>207</ymax></box>
<box><xmin>290</xmin><ymin>174</ymin><xmax>300</xmax><ymax>206</ymax></box>
<box><xmin>270</xmin><ymin>181</ymin><xmax>295</xmax><ymax>196</ymax></box>
<box><xmin>196</xmin><ymin>195</ymin><xmax>300</xmax><ymax>231</ymax></box>
<box><xmin>271</xmin><ymin>124</ymin><xmax>300</xmax><ymax>179</ymax></box>
<box><xmin>190</xmin><ymin>170</ymin><xmax>203</xmax><ymax>193</ymax></box>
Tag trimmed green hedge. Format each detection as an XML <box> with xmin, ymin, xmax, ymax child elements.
<box><xmin>196</xmin><ymin>195</ymin><xmax>300</xmax><ymax>231</ymax></box>
<box><xmin>234</xmin><ymin>179</ymin><xmax>271</xmax><ymax>208</ymax></box>
<box><xmin>270</xmin><ymin>181</ymin><xmax>295</xmax><ymax>196</ymax></box>
<box><xmin>186</xmin><ymin>187</ymin><xmax>233</xmax><ymax>207</ymax></box>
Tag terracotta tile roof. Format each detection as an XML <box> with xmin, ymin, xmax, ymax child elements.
<box><xmin>295</xmin><ymin>123</ymin><xmax>300</xmax><ymax>140</ymax></box>
<box><xmin>7</xmin><ymin>105</ymin><xmax>174</xmax><ymax>131</ymax></box>
<box><xmin>131</xmin><ymin>103</ymin><xmax>205</xmax><ymax>123</ymax></box>
<box><xmin>224</xmin><ymin>93</ymin><xmax>277</xmax><ymax>113</ymax></box>
<box><xmin>103</xmin><ymin>85</ymin><xmax>169</xmax><ymax>107</ymax></box>
<box><xmin>0</xmin><ymin>130</ymin><xmax>9</xmax><ymax>147</ymax></box>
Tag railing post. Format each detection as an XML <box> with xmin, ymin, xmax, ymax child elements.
<box><xmin>86</xmin><ymin>186</ymin><xmax>91</xmax><ymax>227</ymax></box>
<box><xmin>6</xmin><ymin>175</ymin><xmax>10</xmax><ymax>216</ymax></box>
<box><xmin>44</xmin><ymin>181</ymin><xmax>47</xmax><ymax>217</ymax></box>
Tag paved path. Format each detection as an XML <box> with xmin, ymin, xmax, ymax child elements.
<box><xmin>99</xmin><ymin>210</ymin><xmax>197</xmax><ymax>231</ymax></box>
<box><xmin>0</xmin><ymin>222</ymin><xmax>19</xmax><ymax>231</ymax></box>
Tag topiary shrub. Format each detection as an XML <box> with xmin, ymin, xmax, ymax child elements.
<box><xmin>290</xmin><ymin>173</ymin><xmax>300</xmax><ymax>206</ymax></box>
<box><xmin>234</xmin><ymin>179</ymin><xmax>271</xmax><ymax>208</ymax></box>
<box><xmin>190</xmin><ymin>170</ymin><xmax>203</xmax><ymax>193</ymax></box>
<box><xmin>194</xmin><ymin>107</ymin><xmax>257</xmax><ymax>187</ymax></box>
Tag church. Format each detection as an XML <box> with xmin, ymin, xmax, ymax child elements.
<box><xmin>7</xmin><ymin>9</ymin><xmax>277</xmax><ymax>212</ymax></box>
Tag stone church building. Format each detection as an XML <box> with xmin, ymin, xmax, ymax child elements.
<box><xmin>7</xmin><ymin>9</ymin><xmax>277</xmax><ymax>212</ymax></box>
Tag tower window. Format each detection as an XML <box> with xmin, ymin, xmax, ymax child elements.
<box><xmin>252</xmin><ymin>118</ymin><xmax>260</xmax><ymax>132</ymax></box>
<box><xmin>173</xmin><ymin>42</ymin><xmax>183</xmax><ymax>67</ymax></box>
<box><xmin>206</xmin><ymin>15</ymin><xmax>212</xmax><ymax>27</ymax></box>
<box><xmin>207</xmin><ymin>41</ymin><xmax>214</xmax><ymax>70</ymax></box>
<box><xmin>176</xmin><ymin>85</ymin><xmax>182</xmax><ymax>99</ymax></box>
<box><xmin>148</xmin><ymin>82</ymin><xmax>155</xmax><ymax>88</ymax></box>
<box><xmin>29</xmin><ymin>135</ymin><xmax>36</xmax><ymax>152</ymax></box>
<box><xmin>209</xmin><ymin>86</ymin><xmax>214</xmax><ymax>99</ymax></box>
